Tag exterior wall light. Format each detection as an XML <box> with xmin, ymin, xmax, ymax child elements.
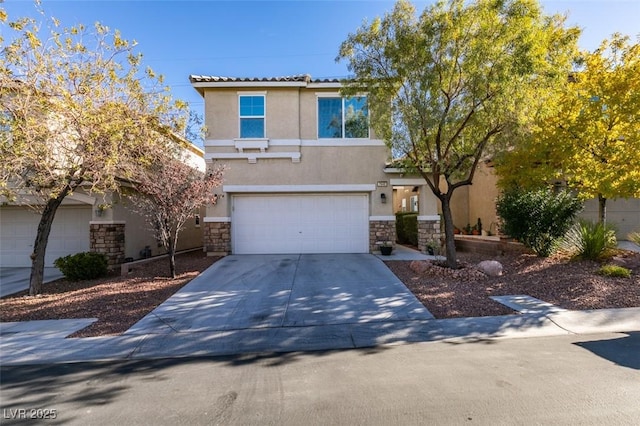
<box><xmin>380</xmin><ymin>193</ymin><xmax>387</xmax><ymax>203</ymax></box>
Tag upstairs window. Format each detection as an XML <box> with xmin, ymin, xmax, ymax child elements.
<box><xmin>318</xmin><ymin>96</ymin><xmax>369</xmax><ymax>139</ymax></box>
<box><xmin>239</xmin><ymin>95</ymin><xmax>265</xmax><ymax>138</ymax></box>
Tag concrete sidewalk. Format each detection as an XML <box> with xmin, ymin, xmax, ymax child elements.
<box><xmin>1</xmin><ymin>249</ymin><xmax>639</xmax><ymax>366</ymax></box>
<box><xmin>2</xmin><ymin>306</ymin><xmax>639</xmax><ymax>366</ymax></box>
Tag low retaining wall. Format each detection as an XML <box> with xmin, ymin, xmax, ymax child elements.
<box><xmin>454</xmin><ymin>235</ymin><xmax>531</xmax><ymax>256</ymax></box>
<box><xmin>120</xmin><ymin>247</ymin><xmax>203</xmax><ymax>276</ymax></box>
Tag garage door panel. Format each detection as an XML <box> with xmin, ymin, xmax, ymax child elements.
<box><xmin>232</xmin><ymin>195</ymin><xmax>369</xmax><ymax>254</ymax></box>
<box><xmin>581</xmin><ymin>198</ymin><xmax>640</xmax><ymax>238</ymax></box>
<box><xmin>1</xmin><ymin>207</ymin><xmax>91</xmax><ymax>267</ymax></box>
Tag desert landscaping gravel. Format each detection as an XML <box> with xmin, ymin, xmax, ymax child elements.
<box><xmin>386</xmin><ymin>250</ymin><xmax>640</xmax><ymax>319</ymax></box>
<box><xmin>1</xmin><ymin>249</ymin><xmax>638</xmax><ymax>337</ymax></box>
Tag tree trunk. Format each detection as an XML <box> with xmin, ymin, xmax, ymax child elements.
<box><xmin>29</xmin><ymin>193</ymin><xmax>67</xmax><ymax>295</ymax></box>
<box><xmin>440</xmin><ymin>195</ymin><xmax>458</xmax><ymax>269</ymax></box>
<box><xmin>168</xmin><ymin>235</ymin><xmax>177</xmax><ymax>279</ymax></box>
<box><xmin>598</xmin><ymin>193</ymin><xmax>607</xmax><ymax>224</ymax></box>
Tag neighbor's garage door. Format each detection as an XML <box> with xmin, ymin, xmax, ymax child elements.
<box><xmin>232</xmin><ymin>195</ymin><xmax>369</xmax><ymax>254</ymax></box>
<box><xmin>0</xmin><ymin>207</ymin><xmax>91</xmax><ymax>267</ymax></box>
<box><xmin>581</xmin><ymin>198</ymin><xmax>640</xmax><ymax>239</ymax></box>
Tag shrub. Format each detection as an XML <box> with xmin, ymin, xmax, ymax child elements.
<box><xmin>628</xmin><ymin>231</ymin><xmax>640</xmax><ymax>245</ymax></box>
<box><xmin>54</xmin><ymin>252</ymin><xmax>109</xmax><ymax>281</ymax></box>
<box><xmin>403</xmin><ymin>214</ymin><xmax>418</xmax><ymax>246</ymax></box>
<box><xmin>562</xmin><ymin>220</ymin><xmax>617</xmax><ymax>260</ymax></box>
<box><xmin>395</xmin><ymin>213</ymin><xmax>406</xmax><ymax>243</ymax></box>
<box><xmin>597</xmin><ymin>264</ymin><xmax>631</xmax><ymax>278</ymax></box>
<box><xmin>396</xmin><ymin>212</ymin><xmax>418</xmax><ymax>245</ymax></box>
<box><xmin>496</xmin><ymin>188</ymin><xmax>583</xmax><ymax>257</ymax></box>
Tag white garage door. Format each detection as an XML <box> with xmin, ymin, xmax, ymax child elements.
<box><xmin>581</xmin><ymin>198</ymin><xmax>640</xmax><ymax>239</ymax></box>
<box><xmin>0</xmin><ymin>207</ymin><xmax>91</xmax><ymax>267</ymax></box>
<box><xmin>232</xmin><ymin>195</ymin><xmax>369</xmax><ymax>254</ymax></box>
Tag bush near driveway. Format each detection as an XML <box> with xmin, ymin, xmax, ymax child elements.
<box><xmin>496</xmin><ymin>188</ymin><xmax>583</xmax><ymax>257</ymax></box>
<box><xmin>54</xmin><ymin>252</ymin><xmax>109</xmax><ymax>281</ymax></box>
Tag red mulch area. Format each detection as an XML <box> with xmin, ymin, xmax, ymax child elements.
<box><xmin>385</xmin><ymin>250</ymin><xmax>640</xmax><ymax>319</ymax></box>
<box><xmin>0</xmin><ymin>251</ymin><xmax>220</xmax><ymax>337</ymax></box>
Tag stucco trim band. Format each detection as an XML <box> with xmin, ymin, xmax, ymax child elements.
<box><xmin>89</xmin><ymin>221</ymin><xmax>126</xmax><ymax>225</ymax></box>
<box><xmin>301</xmin><ymin>139</ymin><xmax>386</xmax><ymax>147</ymax></box>
<box><xmin>203</xmin><ymin>217</ymin><xmax>232</xmax><ymax>223</ymax></box>
<box><xmin>204</xmin><ymin>152</ymin><xmax>301</xmax><ymax>162</ymax></box>
<box><xmin>369</xmin><ymin>216</ymin><xmax>396</xmax><ymax>221</ymax></box>
<box><xmin>204</xmin><ymin>138</ymin><xmax>386</xmax><ymax>147</ymax></box>
<box><xmin>223</xmin><ymin>184</ymin><xmax>376</xmax><ymax>193</ymax></box>
<box><xmin>389</xmin><ymin>178</ymin><xmax>429</xmax><ymax>186</ymax></box>
<box><xmin>418</xmin><ymin>215</ymin><xmax>441</xmax><ymax>221</ymax></box>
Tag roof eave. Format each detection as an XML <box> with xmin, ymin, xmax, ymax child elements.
<box><xmin>191</xmin><ymin>81</ymin><xmax>310</xmax><ymax>90</ymax></box>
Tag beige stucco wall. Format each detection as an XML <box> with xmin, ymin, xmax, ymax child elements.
<box><xmin>205</xmin><ymin>88</ymin><xmax>301</xmax><ymax>140</ymax></box>
<box><xmin>466</xmin><ymin>162</ymin><xmax>500</xmax><ymax>234</ymax></box>
<box><xmin>205</xmin><ymin>90</ymin><xmax>238</xmax><ymax>140</ymax></box>
<box><xmin>457</xmin><ymin>163</ymin><xmax>640</xmax><ymax>238</ymax></box>
<box><xmin>110</xmin><ymin>194</ymin><xmax>204</xmax><ymax>260</ymax></box>
<box><xmin>205</xmin><ymin>87</ymin><xmax>379</xmax><ymax>141</ymax></box>
<box><xmin>229</xmin><ymin>146</ymin><xmax>386</xmax><ymax>184</ymax></box>
<box><xmin>439</xmin><ymin>163</ymin><xmax>499</xmax><ymax>233</ymax></box>
<box><xmin>207</xmin><ymin>144</ymin><xmax>393</xmax><ymax>218</ymax></box>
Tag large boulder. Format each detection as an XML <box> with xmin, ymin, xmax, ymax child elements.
<box><xmin>610</xmin><ymin>253</ymin><xmax>640</xmax><ymax>270</ymax></box>
<box><xmin>477</xmin><ymin>260</ymin><xmax>503</xmax><ymax>277</ymax></box>
<box><xmin>409</xmin><ymin>260</ymin><xmax>431</xmax><ymax>274</ymax></box>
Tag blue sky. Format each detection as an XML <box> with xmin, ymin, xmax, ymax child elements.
<box><xmin>3</xmin><ymin>0</ymin><xmax>639</xmax><ymax>143</ymax></box>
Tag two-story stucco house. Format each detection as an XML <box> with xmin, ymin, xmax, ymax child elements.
<box><xmin>190</xmin><ymin>74</ymin><xmax>442</xmax><ymax>255</ymax></box>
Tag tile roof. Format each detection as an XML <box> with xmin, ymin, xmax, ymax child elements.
<box><xmin>189</xmin><ymin>74</ymin><xmax>342</xmax><ymax>84</ymax></box>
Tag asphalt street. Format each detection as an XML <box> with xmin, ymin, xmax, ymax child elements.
<box><xmin>1</xmin><ymin>332</ymin><xmax>638</xmax><ymax>425</ymax></box>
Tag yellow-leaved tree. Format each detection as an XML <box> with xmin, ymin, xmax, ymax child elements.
<box><xmin>497</xmin><ymin>33</ymin><xmax>640</xmax><ymax>223</ymax></box>
<box><xmin>0</xmin><ymin>8</ymin><xmax>192</xmax><ymax>294</ymax></box>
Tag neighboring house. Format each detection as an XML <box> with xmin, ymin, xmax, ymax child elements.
<box><xmin>0</xmin><ymin>143</ymin><xmax>206</xmax><ymax>267</ymax></box>
<box><xmin>189</xmin><ymin>74</ymin><xmax>442</xmax><ymax>255</ymax></box>
<box><xmin>453</xmin><ymin>162</ymin><xmax>640</xmax><ymax>239</ymax></box>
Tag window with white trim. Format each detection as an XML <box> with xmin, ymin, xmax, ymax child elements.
<box><xmin>239</xmin><ymin>95</ymin><xmax>265</xmax><ymax>138</ymax></box>
<box><xmin>318</xmin><ymin>96</ymin><xmax>369</xmax><ymax>139</ymax></box>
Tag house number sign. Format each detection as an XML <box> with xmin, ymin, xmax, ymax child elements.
<box><xmin>377</xmin><ymin>181</ymin><xmax>388</xmax><ymax>187</ymax></box>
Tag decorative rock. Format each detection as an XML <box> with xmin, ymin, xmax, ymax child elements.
<box><xmin>409</xmin><ymin>260</ymin><xmax>431</xmax><ymax>274</ymax></box>
<box><xmin>610</xmin><ymin>254</ymin><xmax>640</xmax><ymax>270</ymax></box>
<box><xmin>477</xmin><ymin>260</ymin><xmax>503</xmax><ymax>276</ymax></box>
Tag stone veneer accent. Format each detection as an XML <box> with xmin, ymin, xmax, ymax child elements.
<box><xmin>204</xmin><ymin>221</ymin><xmax>231</xmax><ymax>255</ymax></box>
<box><xmin>369</xmin><ymin>220</ymin><xmax>397</xmax><ymax>252</ymax></box>
<box><xmin>417</xmin><ymin>219</ymin><xmax>442</xmax><ymax>254</ymax></box>
<box><xmin>90</xmin><ymin>223</ymin><xmax>125</xmax><ymax>267</ymax></box>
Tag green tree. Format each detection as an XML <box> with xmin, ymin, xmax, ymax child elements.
<box><xmin>0</xmin><ymin>9</ymin><xmax>191</xmax><ymax>295</ymax></box>
<box><xmin>496</xmin><ymin>33</ymin><xmax>640</xmax><ymax>223</ymax></box>
<box><xmin>337</xmin><ymin>0</ymin><xmax>579</xmax><ymax>267</ymax></box>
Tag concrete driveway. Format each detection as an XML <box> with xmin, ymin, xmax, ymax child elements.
<box><xmin>126</xmin><ymin>253</ymin><xmax>434</xmax><ymax>335</ymax></box>
<box><xmin>0</xmin><ymin>267</ymin><xmax>64</xmax><ymax>297</ymax></box>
